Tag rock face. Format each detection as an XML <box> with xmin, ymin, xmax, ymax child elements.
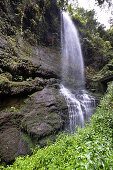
<box><xmin>21</xmin><ymin>86</ymin><xmax>68</xmax><ymax>140</ymax></box>
<box><xmin>0</xmin><ymin>0</ymin><xmax>67</xmax><ymax>164</ymax></box>
<box><xmin>0</xmin><ymin>128</ymin><xmax>31</xmax><ymax>163</ymax></box>
<box><xmin>0</xmin><ymin>86</ymin><xmax>68</xmax><ymax>163</ymax></box>
<box><xmin>0</xmin><ymin>31</ymin><xmax>61</xmax><ymax>96</ymax></box>
<box><xmin>0</xmin><ymin>0</ymin><xmax>61</xmax><ymax>97</ymax></box>
<box><xmin>86</xmin><ymin>61</ymin><xmax>113</xmax><ymax>93</ymax></box>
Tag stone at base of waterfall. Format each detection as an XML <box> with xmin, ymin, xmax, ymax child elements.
<box><xmin>0</xmin><ymin>127</ymin><xmax>31</xmax><ymax>163</ymax></box>
<box><xmin>21</xmin><ymin>87</ymin><xmax>68</xmax><ymax>139</ymax></box>
<box><xmin>0</xmin><ymin>86</ymin><xmax>68</xmax><ymax>163</ymax></box>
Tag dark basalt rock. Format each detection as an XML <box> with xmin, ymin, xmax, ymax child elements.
<box><xmin>0</xmin><ymin>127</ymin><xmax>31</xmax><ymax>163</ymax></box>
<box><xmin>0</xmin><ymin>86</ymin><xmax>68</xmax><ymax>163</ymax></box>
<box><xmin>0</xmin><ymin>76</ymin><xmax>45</xmax><ymax>96</ymax></box>
<box><xmin>0</xmin><ymin>0</ymin><xmax>64</xmax><ymax>165</ymax></box>
<box><xmin>20</xmin><ymin>86</ymin><xmax>68</xmax><ymax>140</ymax></box>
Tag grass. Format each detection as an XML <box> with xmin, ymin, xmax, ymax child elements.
<box><xmin>0</xmin><ymin>82</ymin><xmax>113</xmax><ymax>170</ymax></box>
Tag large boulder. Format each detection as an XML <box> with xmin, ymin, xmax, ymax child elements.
<box><xmin>0</xmin><ymin>86</ymin><xmax>68</xmax><ymax>163</ymax></box>
<box><xmin>20</xmin><ymin>86</ymin><xmax>68</xmax><ymax>140</ymax></box>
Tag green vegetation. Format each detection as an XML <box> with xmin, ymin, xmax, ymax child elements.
<box><xmin>0</xmin><ymin>0</ymin><xmax>60</xmax><ymax>46</ymax></box>
<box><xmin>93</xmin><ymin>59</ymin><xmax>113</xmax><ymax>80</ymax></box>
<box><xmin>0</xmin><ymin>82</ymin><xmax>112</xmax><ymax>170</ymax></box>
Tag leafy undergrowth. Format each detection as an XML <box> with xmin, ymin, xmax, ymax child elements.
<box><xmin>1</xmin><ymin>82</ymin><xmax>113</xmax><ymax>170</ymax></box>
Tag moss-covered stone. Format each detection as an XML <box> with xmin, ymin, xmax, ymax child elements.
<box><xmin>92</xmin><ymin>63</ymin><xmax>113</xmax><ymax>81</ymax></box>
<box><xmin>86</xmin><ymin>59</ymin><xmax>113</xmax><ymax>93</ymax></box>
<box><xmin>0</xmin><ymin>86</ymin><xmax>68</xmax><ymax>163</ymax></box>
<box><xmin>0</xmin><ymin>77</ymin><xmax>45</xmax><ymax>96</ymax></box>
<box><xmin>0</xmin><ymin>0</ymin><xmax>65</xmax><ymax>165</ymax></box>
<box><xmin>0</xmin><ymin>127</ymin><xmax>31</xmax><ymax>163</ymax></box>
<box><xmin>20</xmin><ymin>86</ymin><xmax>68</xmax><ymax>140</ymax></box>
<box><xmin>0</xmin><ymin>72</ymin><xmax>12</xmax><ymax>81</ymax></box>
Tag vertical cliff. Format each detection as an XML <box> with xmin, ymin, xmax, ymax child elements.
<box><xmin>0</xmin><ymin>0</ymin><xmax>69</xmax><ymax>164</ymax></box>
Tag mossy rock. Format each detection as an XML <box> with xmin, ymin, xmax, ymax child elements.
<box><xmin>0</xmin><ymin>127</ymin><xmax>32</xmax><ymax>163</ymax></box>
<box><xmin>20</xmin><ymin>86</ymin><xmax>68</xmax><ymax>141</ymax></box>
<box><xmin>0</xmin><ymin>86</ymin><xmax>68</xmax><ymax>163</ymax></box>
<box><xmin>0</xmin><ymin>72</ymin><xmax>12</xmax><ymax>81</ymax></box>
<box><xmin>86</xmin><ymin>59</ymin><xmax>113</xmax><ymax>93</ymax></box>
<box><xmin>0</xmin><ymin>77</ymin><xmax>45</xmax><ymax>96</ymax></box>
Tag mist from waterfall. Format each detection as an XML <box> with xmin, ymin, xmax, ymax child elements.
<box><xmin>60</xmin><ymin>11</ymin><xmax>95</xmax><ymax>132</ymax></box>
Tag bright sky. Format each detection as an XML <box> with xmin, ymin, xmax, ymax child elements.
<box><xmin>70</xmin><ymin>0</ymin><xmax>113</xmax><ymax>29</ymax></box>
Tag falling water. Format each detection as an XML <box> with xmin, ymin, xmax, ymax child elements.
<box><xmin>61</xmin><ymin>11</ymin><xmax>85</xmax><ymax>89</ymax></box>
<box><xmin>60</xmin><ymin>11</ymin><xmax>95</xmax><ymax>132</ymax></box>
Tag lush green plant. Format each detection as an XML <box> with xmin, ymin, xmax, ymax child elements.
<box><xmin>1</xmin><ymin>82</ymin><xmax>112</xmax><ymax>170</ymax></box>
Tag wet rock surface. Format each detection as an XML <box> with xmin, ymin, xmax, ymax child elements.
<box><xmin>0</xmin><ymin>0</ymin><xmax>64</xmax><ymax>164</ymax></box>
<box><xmin>21</xmin><ymin>86</ymin><xmax>68</xmax><ymax>138</ymax></box>
<box><xmin>0</xmin><ymin>10</ymin><xmax>63</xmax><ymax>163</ymax></box>
<box><xmin>0</xmin><ymin>86</ymin><xmax>68</xmax><ymax>163</ymax></box>
<box><xmin>0</xmin><ymin>128</ymin><xmax>31</xmax><ymax>163</ymax></box>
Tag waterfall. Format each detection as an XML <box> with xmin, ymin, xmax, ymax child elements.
<box><xmin>60</xmin><ymin>11</ymin><xmax>95</xmax><ymax>132</ymax></box>
<box><xmin>61</xmin><ymin>11</ymin><xmax>85</xmax><ymax>89</ymax></box>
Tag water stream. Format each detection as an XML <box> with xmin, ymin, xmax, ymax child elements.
<box><xmin>60</xmin><ymin>11</ymin><xmax>95</xmax><ymax>132</ymax></box>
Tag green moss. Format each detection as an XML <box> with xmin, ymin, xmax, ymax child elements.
<box><xmin>22</xmin><ymin>133</ymin><xmax>34</xmax><ymax>151</ymax></box>
<box><xmin>20</xmin><ymin>41</ymin><xmax>33</xmax><ymax>58</ymax></box>
<box><xmin>0</xmin><ymin>72</ymin><xmax>12</xmax><ymax>81</ymax></box>
<box><xmin>0</xmin><ymin>76</ymin><xmax>9</xmax><ymax>85</ymax></box>
<box><xmin>9</xmin><ymin>81</ymin><xmax>31</xmax><ymax>87</ymax></box>
<box><xmin>8</xmin><ymin>37</ymin><xmax>18</xmax><ymax>56</ymax></box>
<box><xmin>0</xmin><ymin>68</ymin><xmax>3</xmax><ymax>74</ymax></box>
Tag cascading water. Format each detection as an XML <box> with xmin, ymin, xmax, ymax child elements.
<box><xmin>60</xmin><ymin>11</ymin><xmax>95</xmax><ymax>132</ymax></box>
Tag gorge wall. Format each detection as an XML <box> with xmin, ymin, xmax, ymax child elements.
<box><xmin>0</xmin><ymin>0</ymin><xmax>68</xmax><ymax>164</ymax></box>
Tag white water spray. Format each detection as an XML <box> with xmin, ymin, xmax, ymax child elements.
<box><xmin>60</xmin><ymin>11</ymin><xmax>95</xmax><ymax>132</ymax></box>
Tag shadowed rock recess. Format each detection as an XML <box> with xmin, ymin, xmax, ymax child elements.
<box><xmin>0</xmin><ymin>0</ymin><xmax>68</xmax><ymax>163</ymax></box>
